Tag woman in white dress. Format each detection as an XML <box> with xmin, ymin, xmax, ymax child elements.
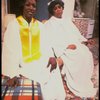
<box><xmin>44</xmin><ymin>0</ymin><xmax>97</xmax><ymax>99</ymax></box>
<box><xmin>2</xmin><ymin>0</ymin><xmax>66</xmax><ymax>99</ymax></box>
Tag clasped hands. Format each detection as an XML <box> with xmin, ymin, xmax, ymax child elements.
<box><xmin>47</xmin><ymin>57</ymin><xmax>64</xmax><ymax>72</ymax></box>
<box><xmin>47</xmin><ymin>44</ymin><xmax>77</xmax><ymax>72</ymax></box>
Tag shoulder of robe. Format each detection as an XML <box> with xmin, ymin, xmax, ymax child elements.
<box><xmin>7</xmin><ymin>18</ymin><xmax>20</xmax><ymax>29</ymax></box>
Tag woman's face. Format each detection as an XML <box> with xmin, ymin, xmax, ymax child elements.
<box><xmin>23</xmin><ymin>0</ymin><xmax>36</xmax><ymax>22</ymax></box>
<box><xmin>53</xmin><ymin>4</ymin><xmax>63</xmax><ymax>18</ymax></box>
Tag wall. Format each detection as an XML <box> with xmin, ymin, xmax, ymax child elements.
<box><xmin>93</xmin><ymin>0</ymin><xmax>99</xmax><ymax>37</ymax></box>
<box><xmin>35</xmin><ymin>0</ymin><xmax>75</xmax><ymax>21</ymax></box>
<box><xmin>2</xmin><ymin>0</ymin><xmax>7</xmax><ymax>41</ymax></box>
<box><xmin>2</xmin><ymin>0</ymin><xmax>6</xmax><ymax>33</ymax></box>
<box><xmin>35</xmin><ymin>0</ymin><xmax>49</xmax><ymax>21</ymax></box>
<box><xmin>81</xmin><ymin>0</ymin><xmax>97</xmax><ymax>19</ymax></box>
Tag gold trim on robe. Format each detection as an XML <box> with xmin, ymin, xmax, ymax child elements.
<box><xmin>17</xmin><ymin>16</ymin><xmax>41</xmax><ymax>63</ymax></box>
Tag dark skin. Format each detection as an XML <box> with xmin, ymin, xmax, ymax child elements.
<box><xmin>47</xmin><ymin>57</ymin><xmax>57</xmax><ymax>72</ymax></box>
<box><xmin>53</xmin><ymin>4</ymin><xmax>63</xmax><ymax>18</ymax></box>
<box><xmin>23</xmin><ymin>0</ymin><xmax>37</xmax><ymax>23</ymax></box>
<box><xmin>47</xmin><ymin>57</ymin><xmax>64</xmax><ymax>72</ymax></box>
<box><xmin>4</xmin><ymin>76</ymin><xmax>20</xmax><ymax>87</ymax></box>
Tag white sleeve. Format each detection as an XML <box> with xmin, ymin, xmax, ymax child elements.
<box><xmin>2</xmin><ymin>20</ymin><xmax>21</xmax><ymax>78</ymax></box>
<box><xmin>71</xmin><ymin>21</ymin><xmax>88</xmax><ymax>42</ymax></box>
<box><xmin>39</xmin><ymin>22</ymin><xmax>54</xmax><ymax>57</ymax></box>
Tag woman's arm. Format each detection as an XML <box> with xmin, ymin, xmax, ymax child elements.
<box><xmin>2</xmin><ymin>20</ymin><xmax>21</xmax><ymax>78</ymax></box>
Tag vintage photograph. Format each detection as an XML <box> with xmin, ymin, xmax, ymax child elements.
<box><xmin>2</xmin><ymin>0</ymin><xmax>99</xmax><ymax>100</ymax></box>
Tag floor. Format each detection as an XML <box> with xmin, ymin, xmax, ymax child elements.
<box><xmin>62</xmin><ymin>37</ymin><xmax>99</xmax><ymax>100</ymax></box>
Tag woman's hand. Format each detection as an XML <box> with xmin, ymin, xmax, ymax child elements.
<box><xmin>66</xmin><ymin>44</ymin><xmax>76</xmax><ymax>50</ymax></box>
<box><xmin>87</xmin><ymin>39</ymin><xmax>96</xmax><ymax>45</ymax></box>
<box><xmin>4</xmin><ymin>76</ymin><xmax>20</xmax><ymax>88</ymax></box>
<box><xmin>47</xmin><ymin>57</ymin><xmax>64</xmax><ymax>72</ymax></box>
<box><xmin>81</xmin><ymin>39</ymin><xmax>96</xmax><ymax>46</ymax></box>
<box><xmin>57</xmin><ymin>57</ymin><xmax>64</xmax><ymax>71</ymax></box>
<box><xmin>47</xmin><ymin>57</ymin><xmax>57</xmax><ymax>72</ymax></box>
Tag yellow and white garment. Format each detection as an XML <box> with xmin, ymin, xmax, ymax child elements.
<box><xmin>17</xmin><ymin>16</ymin><xmax>41</xmax><ymax>62</ymax></box>
<box><xmin>2</xmin><ymin>16</ymin><xmax>66</xmax><ymax>100</ymax></box>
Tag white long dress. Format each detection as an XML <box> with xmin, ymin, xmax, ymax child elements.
<box><xmin>44</xmin><ymin>16</ymin><xmax>97</xmax><ymax>98</ymax></box>
<box><xmin>2</xmin><ymin>18</ymin><xmax>66</xmax><ymax>100</ymax></box>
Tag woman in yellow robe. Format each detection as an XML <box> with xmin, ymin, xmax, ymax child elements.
<box><xmin>2</xmin><ymin>0</ymin><xmax>66</xmax><ymax>99</ymax></box>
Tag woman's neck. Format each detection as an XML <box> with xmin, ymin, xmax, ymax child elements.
<box><xmin>22</xmin><ymin>15</ymin><xmax>32</xmax><ymax>24</ymax></box>
<box><xmin>54</xmin><ymin>16</ymin><xmax>62</xmax><ymax>19</ymax></box>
